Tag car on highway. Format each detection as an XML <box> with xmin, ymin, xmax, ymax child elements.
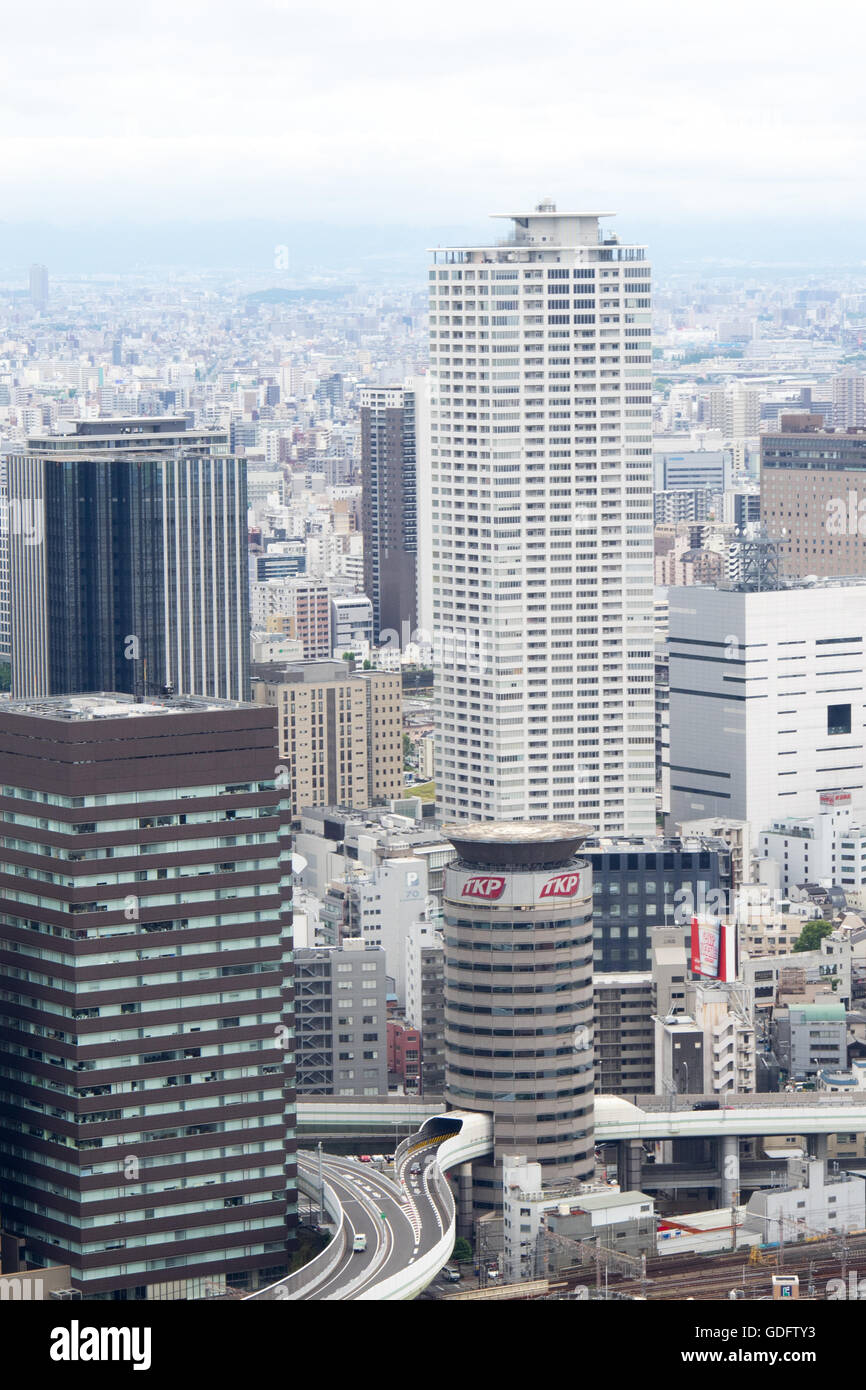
<box><xmin>358</xmin><ymin>1154</ymin><xmax>373</xmax><ymax>1162</ymax></box>
<box><xmin>352</xmin><ymin>1233</ymin><xmax>368</xmax><ymax>1253</ymax></box>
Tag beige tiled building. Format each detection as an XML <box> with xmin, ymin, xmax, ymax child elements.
<box><xmin>253</xmin><ymin>659</ymin><xmax>403</xmax><ymax>817</ymax></box>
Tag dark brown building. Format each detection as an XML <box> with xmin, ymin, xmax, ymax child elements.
<box><xmin>0</xmin><ymin>693</ymin><xmax>294</xmax><ymax>1300</ymax></box>
<box><xmin>360</xmin><ymin>385</ymin><xmax>418</xmax><ymax>643</ymax></box>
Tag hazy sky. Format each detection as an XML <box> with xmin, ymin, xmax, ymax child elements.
<box><xmin>2</xmin><ymin>0</ymin><xmax>864</xmax><ymax>228</ymax></box>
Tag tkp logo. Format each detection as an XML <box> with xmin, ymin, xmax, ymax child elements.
<box><xmin>539</xmin><ymin>872</ymin><xmax>581</xmax><ymax>899</ymax></box>
<box><xmin>461</xmin><ymin>876</ymin><xmax>506</xmax><ymax>900</ymax></box>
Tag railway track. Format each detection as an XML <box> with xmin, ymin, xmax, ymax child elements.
<box><xmin>557</xmin><ymin>1231</ymin><xmax>866</xmax><ymax>1301</ymax></box>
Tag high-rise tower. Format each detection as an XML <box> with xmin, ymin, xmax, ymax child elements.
<box><xmin>428</xmin><ymin>203</ymin><xmax>655</xmax><ymax>829</ymax></box>
<box><xmin>360</xmin><ymin>384</ymin><xmax>419</xmax><ymax>644</ymax></box>
<box><xmin>0</xmin><ymin>693</ymin><xmax>294</xmax><ymax>1299</ymax></box>
<box><xmin>7</xmin><ymin>418</ymin><xmax>249</xmax><ymax>701</ymax></box>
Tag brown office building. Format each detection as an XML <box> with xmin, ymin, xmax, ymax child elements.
<box><xmin>0</xmin><ymin>694</ymin><xmax>294</xmax><ymax>1300</ymax></box>
<box><xmin>761</xmin><ymin>417</ymin><xmax>866</xmax><ymax>577</ymax></box>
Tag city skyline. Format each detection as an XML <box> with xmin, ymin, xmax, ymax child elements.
<box><xmin>4</xmin><ymin>1</ymin><xmax>866</xmax><ymax>1324</ymax></box>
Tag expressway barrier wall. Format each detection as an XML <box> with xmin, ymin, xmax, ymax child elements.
<box><xmin>243</xmin><ymin>1166</ymin><xmax>344</xmax><ymax>1301</ymax></box>
<box><xmin>596</xmin><ymin>1102</ymin><xmax>866</xmax><ymax>1142</ymax></box>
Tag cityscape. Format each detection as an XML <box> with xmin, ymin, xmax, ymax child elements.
<box><xmin>3</xmin><ymin>0</ymin><xmax>866</xmax><ymax>1357</ymax></box>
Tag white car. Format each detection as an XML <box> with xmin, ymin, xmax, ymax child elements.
<box><xmin>352</xmin><ymin>1233</ymin><xmax>367</xmax><ymax>1253</ymax></box>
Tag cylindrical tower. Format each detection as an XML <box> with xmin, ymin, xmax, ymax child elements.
<box><xmin>442</xmin><ymin>821</ymin><xmax>595</xmax><ymax>1209</ymax></box>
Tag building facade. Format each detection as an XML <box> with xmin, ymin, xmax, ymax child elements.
<box><xmin>294</xmin><ymin>942</ymin><xmax>388</xmax><ymax>1096</ymax></box>
<box><xmin>360</xmin><ymin>385</ymin><xmax>418</xmax><ymax>644</ymax></box>
<box><xmin>252</xmin><ymin>660</ymin><xmax>403</xmax><ymax>818</ymax></box>
<box><xmin>582</xmin><ymin>834</ymin><xmax>730</xmax><ymax>972</ymax></box>
<box><xmin>443</xmin><ymin>822</ymin><xmax>595</xmax><ymax>1209</ymax></box>
<box><xmin>593</xmin><ymin>973</ymin><xmax>655</xmax><ymax>1095</ymax></box>
<box><xmin>429</xmin><ymin>203</ymin><xmax>655</xmax><ymax>829</ymax></box>
<box><xmin>7</xmin><ymin>418</ymin><xmax>249</xmax><ymax>701</ymax></box>
<box><xmin>0</xmin><ymin>693</ymin><xmax>294</xmax><ymax>1299</ymax></box>
<box><xmin>405</xmin><ymin>919</ymin><xmax>445</xmax><ymax>1095</ymax></box>
<box><xmin>761</xmin><ymin>421</ymin><xmax>866</xmax><ymax>578</ymax></box>
<box><xmin>668</xmin><ymin>580</ymin><xmax>866</xmax><ymax>836</ymax></box>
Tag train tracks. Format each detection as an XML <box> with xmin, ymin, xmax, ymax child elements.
<box><xmin>559</xmin><ymin>1231</ymin><xmax>866</xmax><ymax>1301</ymax></box>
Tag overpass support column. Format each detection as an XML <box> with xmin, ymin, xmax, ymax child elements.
<box><xmin>617</xmin><ymin>1140</ymin><xmax>643</xmax><ymax>1192</ymax></box>
<box><xmin>457</xmin><ymin>1162</ymin><xmax>474</xmax><ymax>1241</ymax></box>
<box><xmin>807</xmin><ymin>1133</ymin><xmax>829</xmax><ymax>1163</ymax></box>
<box><xmin>719</xmin><ymin>1135</ymin><xmax>740</xmax><ymax>1209</ymax></box>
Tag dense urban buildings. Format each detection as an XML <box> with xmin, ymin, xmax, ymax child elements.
<box><xmin>5</xmin><ymin>181</ymin><xmax>866</xmax><ymax>1305</ymax></box>
<box><xmin>7</xmin><ymin>418</ymin><xmax>249</xmax><ymax>701</ymax></box>
<box><xmin>0</xmin><ymin>693</ymin><xmax>294</xmax><ymax>1299</ymax></box>
<box><xmin>429</xmin><ymin>203</ymin><xmax>655</xmax><ymax>830</ymax></box>
<box><xmin>442</xmin><ymin>821</ymin><xmax>595</xmax><ymax>1209</ymax></box>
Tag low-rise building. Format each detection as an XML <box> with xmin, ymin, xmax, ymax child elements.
<box><xmin>772</xmin><ymin>1001</ymin><xmax>848</xmax><ymax>1082</ymax></box>
<box><xmin>502</xmin><ymin>1155</ymin><xmax>655</xmax><ymax>1284</ymax></box>
<box><xmin>745</xmin><ymin>1158</ymin><xmax>865</xmax><ymax>1241</ymax></box>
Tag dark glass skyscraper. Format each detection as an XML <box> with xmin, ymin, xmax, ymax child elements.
<box><xmin>7</xmin><ymin>418</ymin><xmax>249</xmax><ymax>701</ymax></box>
<box><xmin>360</xmin><ymin>385</ymin><xmax>418</xmax><ymax>643</ymax></box>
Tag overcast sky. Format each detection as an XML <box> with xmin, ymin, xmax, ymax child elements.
<box><xmin>2</xmin><ymin>0</ymin><xmax>865</xmax><ymax>230</ymax></box>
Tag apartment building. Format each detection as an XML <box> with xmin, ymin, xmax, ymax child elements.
<box><xmin>252</xmin><ymin>660</ymin><xmax>403</xmax><ymax>818</ymax></box>
<box><xmin>593</xmin><ymin>973</ymin><xmax>655</xmax><ymax>1096</ymax></box>
<box><xmin>430</xmin><ymin>202</ymin><xmax>655</xmax><ymax>829</ymax></box>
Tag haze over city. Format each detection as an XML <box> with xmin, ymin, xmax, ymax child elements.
<box><xmin>3</xmin><ymin>0</ymin><xmax>866</xmax><ymax>272</ymax></box>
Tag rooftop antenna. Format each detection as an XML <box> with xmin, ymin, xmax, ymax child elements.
<box><xmin>732</xmin><ymin>528</ymin><xmax>784</xmax><ymax>592</ymax></box>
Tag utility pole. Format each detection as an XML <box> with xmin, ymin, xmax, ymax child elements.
<box><xmin>730</xmin><ymin>1190</ymin><xmax>739</xmax><ymax>1252</ymax></box>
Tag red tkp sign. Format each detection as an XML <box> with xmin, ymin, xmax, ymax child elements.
<box><xmin>461</xmin><ymin>875</ymin><xmax>506</xmax><ymax>900</ymax></box>
<box><xmin>539</xmin><ymin>872</ymin><xmax>581</xmax><ymax>899</ymax></box>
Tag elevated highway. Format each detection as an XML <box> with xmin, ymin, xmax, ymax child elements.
<box><xmin>273</xmin><ymin>1094</ymin><xmax>866</xmax><ymax>1297</ymax></box>
<box><xmin>297</xmin><ymin>1093</ymin><xmax>866</xmax><ymax>1144</ymax></box>
<box><xmin>594</xmin><ymin>1095</ymin><xmax>866</xmax><ymax>1141</ymax></box>
<box><xmin>247</xmin><ymin>1111</ymin><xmax>493</xmax><ymax>1300</ymax></box>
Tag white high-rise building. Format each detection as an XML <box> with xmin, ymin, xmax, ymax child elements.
<box><xmin>429</xmin><ymin>202</ymin><xmax>655</xmax><ymax>829</ymax></box>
